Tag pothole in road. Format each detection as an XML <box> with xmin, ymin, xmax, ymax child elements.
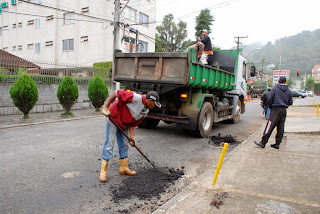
<box><xmin>208</xmin><ymin>133</ymin><xmax>241</xmax><ymax>146</ymax></box>
<box><xmin>110</xmin><ymin>167</ymin><xmax>184</xmax><ymax>203</ymax></box>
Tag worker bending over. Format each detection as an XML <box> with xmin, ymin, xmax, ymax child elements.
<box><xmin>99</xmin><ymin>90</ymin><xmax>161</xmax><ymax>182</ymax></box>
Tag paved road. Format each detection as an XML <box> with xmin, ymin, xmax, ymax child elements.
<box><xmin>0</xmin><ymin>100</ymin><xmax>265</xmax><ymax>214</ymax></box>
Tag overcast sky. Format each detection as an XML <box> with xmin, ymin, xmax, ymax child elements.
<box><xmin>156</xmin><ymin>0</ymin><xmax>320</xmax><ymax>49</ymax></box>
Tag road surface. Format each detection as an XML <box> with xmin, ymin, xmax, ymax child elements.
<box><xmin>0</xmin><ymin>100</ymin><xmax>265</xmax><ymax>214</ymax></box>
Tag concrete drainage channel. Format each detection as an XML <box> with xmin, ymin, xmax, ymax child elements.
<box><xmin>105</xmin><ymin>134</ymin><xmax>241</xmax><ymax>214</ymax></box>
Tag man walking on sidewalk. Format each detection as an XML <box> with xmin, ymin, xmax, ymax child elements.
<box><xmin>99</xmin><ymin>90</ymin><xmax>161</xmax><ymax>182</ymax></box>
<box><xmin>254</xmin><ymin>76</ymin><xmax>293</xmax><ymax>149</ymax></box>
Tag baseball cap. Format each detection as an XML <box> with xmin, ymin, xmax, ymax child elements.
<box><xmin>146</xmin><ymin>91</ymin><xmax>161</xmax><ymax>108</ymax></box>
<box><xmin>279</xmin><ymin>76</ymin><xmax>286</xmax><ymax>83</ymax></box>
<box><xmin>201</xmin><ymin>29</ymin><xmax>208</xmax><ymax>33</ymax></box>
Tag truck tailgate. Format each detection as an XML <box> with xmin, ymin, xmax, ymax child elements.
<box><xmin>114</xmin><ymin>52</ymin><xmax>189</xmax><ymax>85</ymax></box>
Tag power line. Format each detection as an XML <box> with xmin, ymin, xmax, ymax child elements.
<box><xmin>2</xmin><ymin>11</ymin><xmax>106</xmax><ymax>24</ymax></box>
<box><xmin>19</xmin><ymin>0</ymin><xmax>113</xmax><ymax>23</ymax></box>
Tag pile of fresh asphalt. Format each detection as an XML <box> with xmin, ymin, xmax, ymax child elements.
<box><xmin>208</xmin><ymin>133</ymin><xmax>241</xmax><ymax>146</ymax></box>
<box><xmin>110</xmin><ymin>167</ymin><xmax>184</xmax><ymax>203</ymax></box>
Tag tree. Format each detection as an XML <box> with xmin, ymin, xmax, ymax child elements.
<box><xmin>195</xmin><ymin>9</ymin><xmax>215</xmax><ymax>37</ymax></box>
<box><xmin>156</xmin><ymin>14</ymin><xmax>187</xmax><ymax>52</ymax></box>
<box><xmin>287</xmin><ymin>78</ymin><xmax>294</xmax><ymax>89</ymax></box>
<box><xmin>267</xmin><ymin>78</ymin><xmax>273</xmax><ymax>87</ymax></box>
<box><xmin>88</xmin><ymin>77</ymin><xmax>109</xmax><ymax>111</ymax></box>
<box><xmin>305</xmin><ymin>76</ymin><xmax>315</xmax><ymax>90</ymax></box>
<box><xmin>10</xmin><ymin>74</ymin><xmax>38</xmax><ymax>119</ymax></box>
<box><xmin>57</xmin><ymin>76</ymin><xmax>79</xmax><ymax>116</ymax></box>
<box><xmin>155</xmin><ymin>34</ymin><xmax>163</xmax><ymax>52</ymax></box>
<box><xmin>181</xmin><ymin>39</ymin><xmax>196</xmax><ymax>50</ymax></box>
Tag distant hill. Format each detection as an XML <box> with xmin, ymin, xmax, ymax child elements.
<box><xmin>244</xmin><ymin>29</ymin><xmax>320</xmax><ymax>77</ymax></box>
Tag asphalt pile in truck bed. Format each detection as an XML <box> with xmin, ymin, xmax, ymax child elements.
<box><xmin>110</xmin><ymin>167</ymin><xmax>184</xmax><ymax>203</ymax></box>
<box><xmin>208</xmin><ymin>133</ymin><xmax>241</xmax><ymax>146</ymax></box>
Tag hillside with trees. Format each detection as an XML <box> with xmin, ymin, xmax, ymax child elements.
<box><xmin>246</xmin><ymin>29</ymin><xmax>320</xmax><ymax>77</ymax></box>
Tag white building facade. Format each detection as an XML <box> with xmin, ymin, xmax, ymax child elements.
<box><xmin>0</xmin><ymin>0</ymin><xmax>156</xmax><ymax>66</ymax></box>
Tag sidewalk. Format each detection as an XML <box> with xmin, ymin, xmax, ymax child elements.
<box><xmin>154</xmin><ymin>108</ymin><xmax>320</xmax><ymax>214</ymax></box>
<box><xmin>0</xmin><ymin>108</ymin><xmax>101</xmax><ymax>129</ymax></box>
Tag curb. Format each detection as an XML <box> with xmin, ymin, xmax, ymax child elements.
<box><xmin>0</xmin><ymin>115</ymin><xmax>101</xmax><ymax>130</ymax></box>
<box><xmin>152</xmin><ymin>127</ymin><xmax>263</xmax><ymax>214</ymax></box>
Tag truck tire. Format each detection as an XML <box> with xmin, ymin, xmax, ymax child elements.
<box><xmin>138</xmin><ymin>118</ymin><xmax>160</xmax><ymax>129</ymax></box>
<box><xmin>232</xmin><ymin>99</ymin><xmax>241</xmax><ymax>124</ymax></box>
<box><xmin>195</xmin><ymin>102</ymin><xmax>214</xmax><ymax>137</ymax></box>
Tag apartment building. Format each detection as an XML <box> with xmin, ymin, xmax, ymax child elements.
<box><xmin>312</xmin><ymin>64</ymin><xmax>320</xmax><ymax>81</ymax></box>
<box><xmin>0</xmin><ymin>0</ymin><xmax>156</xmax><ymax>66</ymax></box>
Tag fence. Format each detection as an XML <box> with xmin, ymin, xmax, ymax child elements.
<box><xmin>0</xmin><ymin>56</ymin><xmax>112</xmax><ymax>86</ymax></box>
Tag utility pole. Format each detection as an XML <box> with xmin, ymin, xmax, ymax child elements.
<box><xmin>234</xmin><ymin>36</ymin><xmax>248</xmax><ymax>50</ymax></box>
<box><xmin>135</xmin><ymin>29</ymin><xmax>139</xmax><ymax>53</ymax></box>
<box><xmin>111</xmin><ymin>0</ymin><xmax>121</xmax><ymax>91</ymax></box>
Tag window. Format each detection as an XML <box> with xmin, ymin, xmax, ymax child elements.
<box><xmin>125</xmin><ymin>7</ymin><xmax>137</xmax><ymax>21</ymax></box>
<box><xmin>18</xmin><ymin>22</ymin><xmax>22</xmax><ymax>27</ymax></box>
<box><xmin>81</xmin><ymin>7</ymin><xmax>89</xmax><ymax>13</ymax></box>
<box><xmin>243</xmin><ymin>62</ymin><xmax>247</xmax><ymax>79</ymax></box>
<box><xmin>12</xmin><ymin>46</ymin><xmax>16</xmax><ymax>51</ymax></box>
<box><xmin>80</xmin><ymin>36</ymin><xmax>88</xmax><ymax>42</ymax></box>
<box><xmin>138</xmin><ymin>40</ymin><xmax>148</xmax><ymax>52</ymax></box>
<box><xmin>63</xmin><ymin>39</ymin><xmax>74</xmax><ymax>51</ymax></box>
<box><xmin>64</xmin><ymin>13</ymin><xmax>74</xmax><ymax>24</ymax></box>
<box><xmin>46</xmin><ymin>15</ymin><xmax>54</xmax><ymax>21</ymax></box>
<box><xmin>35</xmin><ymin>18</ymin><xmax>40</xmax><ymax>29</ymax></box>
<box><xmin>11</xmin><ymin>0</ymin><xmax>17</xmax><ymax>5</ymax></box>
<box><xmin>45</xmin><ymin>41</ymin><xmax>53</xmax><ymax>46</ymax></box>
<box><xmin>13</xmin><ymin>23</ymin><xmax>16</xmax><ymax>28</ymax></box>
<box><xmin>35</xmin><ymin>43</ymin><xmax>40</xmax><ymax>53</ymax></box>
<box><xmin>3</xmin><ymin>47</ymin><xmax>8</xmax><ymax>51</ymax></box>
<box><xmin>18</xmin><ymin>45</ymin><xmax>22</xmax><ymax>50</ymax></box>
<box><xmin>3</xmin><ymin>25</ymin><xmax>8</xmax><ymax>30</ymax></box>
<box><xmin>27</xmin><ymin>43</ymin><xmax>34</xmax><ymax>49</ymax></box>
<box><xmin>28</xmin><ymin>20</ymin><xmax>34</xmax><ymax>25</ymax></box>
<box><xmin>139</xmin><ymin>12</ymin><xmax>148</xmax><ymax>25</ymax></box>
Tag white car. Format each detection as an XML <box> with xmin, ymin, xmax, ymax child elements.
<box><xmin>301</xmin><ymin>91</ymin><xmax>314</xmax><ymax>97</ymax></box>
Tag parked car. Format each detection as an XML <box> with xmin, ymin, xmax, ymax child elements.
<box><xmin>292</xmin><ymin>91</ymin><xmax>305</xmax><ymax>98</ymax></box>
<box><xmin>301</xmin><ymin>91</ymin><xmax>314</xmax><ymax>97</ymax></box>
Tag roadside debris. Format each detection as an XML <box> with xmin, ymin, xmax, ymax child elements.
<box><xmin>110</xmin><ymin>167</ymin><xmax>184</xmax><ymax>203</ymax></box>
<box><xmin>210</xmin><ymin>192</ymin><xmax>229</xmax><ymax>209</ymax></box>
<box><xmin>208</xmin><ymin>133</ymin><xmax>241</xmax><ymax>146</ymax></box>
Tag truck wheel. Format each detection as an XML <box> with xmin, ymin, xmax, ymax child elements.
<box><xmin>232</xmin><ymin>99</ymin><xmax>241</xmax><ymax>124</ymax></box>
<box><xmin>138</xmin><ymin>118</ymin><xmax>160</xmax><ymax>129</ymax></box>
<box><xmin>195</xmin><ymin>102</ymin><xmax>214</xmax><ymax>137</ymax></box>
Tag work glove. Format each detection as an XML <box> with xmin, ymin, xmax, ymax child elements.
<box><xmin>129</xmin><ymin>136</ymin><xmax>136</xmax><ymax>147</ymax></box>
<box><xmin>101</xmin><ymin>106</ymin><xmax>110</xmax><ymax>117</ymax></box>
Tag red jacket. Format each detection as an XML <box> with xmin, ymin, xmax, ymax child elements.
<box><xmin>109</xmin><ymin>89</ymin><xmax>149</xmax><ymax>129</ymax></box>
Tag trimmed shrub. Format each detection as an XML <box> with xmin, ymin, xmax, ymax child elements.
<box><xmin>9</xmin><ymin>74</ymin><xmax>38</xmax><ymax>119</ymax></box>
<box><xmin>57</xmin><ymin>76</ymin><xmax>79</xmax><ymax>116</ymax></box>
<box><xmin>88</xmin><ymin>77</ymin><xmax>109</xmax><ymax>111</ymax></box>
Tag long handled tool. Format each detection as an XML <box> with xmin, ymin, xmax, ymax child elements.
<box><xmin>108</xmin><ymin>115</ymin><xmax>169</xmax><ymax>174</ymax></box>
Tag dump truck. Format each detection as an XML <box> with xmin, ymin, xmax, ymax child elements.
<box><xmin>114</xmin><ymin>49</ymin><xmax>247</xmax><ymax>137</ymax></box>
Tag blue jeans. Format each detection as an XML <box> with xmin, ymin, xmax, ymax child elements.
<box><xmin>102</xmin><ymin>119</ymin><xmax>129</xmax><ymax>162</ymax></box>
<box><xmin>264</xmin><ymin>106</ymin><xmax>270</xmax><ymax>120</ymax></box>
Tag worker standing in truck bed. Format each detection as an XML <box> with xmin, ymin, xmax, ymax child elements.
<box><xmin>198</xmin><ymin>29</ymin><xmax>213</xmax><ymax>65</ymax></box>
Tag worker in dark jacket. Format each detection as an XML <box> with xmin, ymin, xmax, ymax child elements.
<box><xmin>261</xmin><ymin>88</ymin><xmax>271</xmax><ymax>119</ymax></box>
<box><xmin>254</xmin><ymin>76</ymin><xmax>293</xmax><ymax>149</ymax></box>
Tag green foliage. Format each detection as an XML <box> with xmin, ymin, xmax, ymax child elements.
<box><xmin>155</xmin><ymin>34</ymin><xmax>163</xmax><ymax>52</ymax></box>
<box><xmin>88</xmin><ymin>77</ymin><xmax>109</xmax><ymax>111</ymax></box>
<box><xmin>305</xmin><ymin>76</ymin><xmax>315</xmax><ymax>90</ymax></box>
<box><xmin>195</xmin><ymin>9</ymin><xmax>215</xmax><ymax>37</ymax></box>
<box><xmin>156</xmin><ymin>14</ymin><xmax>187</xmax><ymax>52</ymax></box>
<box><xmin>247</xmin><ymin>29</ymin><xmax>320</xmax><ymax>75</ymax></box>
<box><xmin>9</xmin><ymin>74</ymin><xmax>38</xmax><ymax>119</ymax></box>
<box><xmin>57</xmin><ymin>76</ymin><xmax>79</xmax><ymax>115</ymax></box>
<box><xmin>267</xmin><ymin>78</ymin><xmax>273</xmax><ymax>87</ymax></box>
<box><xmin>314</xmin><ymin>82</ymin><xmax>320</xmax><ymax>95</ymax></box>
<box><xmin>287</xmin><ymin>78</ymin><xmax>294</xmax><ymax>89</ymax></box>
<box><xmin>0</xmin><ymin>74</ymin><xmax>110</xmax><ymax>85</ymax></box>
<box><xmin>93</xmin><ymin>62</ymin><xmax>112</xmax><ymax>80</ymax></box>
<box><xmin>181</xmin><ymin>39</ymin><xmax>197</xmax><ymax>50</ymax></box>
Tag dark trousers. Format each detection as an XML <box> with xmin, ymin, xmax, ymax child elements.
<box><xmin>261</xmin><ymin>107</ymin><xmax>287</xmax><ymax>145</ymax></box>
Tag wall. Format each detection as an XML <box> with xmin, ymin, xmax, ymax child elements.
<box><xmin>0</xmin><ymin>82</ymin><xmax>109</xmax><ymax>115</ymax></box>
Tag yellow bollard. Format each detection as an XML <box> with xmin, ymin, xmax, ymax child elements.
<box><xmin>317</xmin><ymin>104</ymin><xmax>319</xmax><ymax>118</ymax></box>
<box><xmin>212</xmin><ymin>143</ymin><xmax>228</xmax><ymax>185</ymax></box>
<box><xmin>313</xmin><ymin>99</ymin><xmax>315</xmax><ymax>107</ymax></box>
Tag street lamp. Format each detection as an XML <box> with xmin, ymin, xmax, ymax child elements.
<box><xmin>245</xmin><ymin>48</ymin><xmax>260</xmax><ymax>58</ymax></box>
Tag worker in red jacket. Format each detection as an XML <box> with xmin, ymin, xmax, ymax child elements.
<box><xmin>99</xmin><ymin>89</ymin><xmax>161</xmax><ymax>182</ymax></box>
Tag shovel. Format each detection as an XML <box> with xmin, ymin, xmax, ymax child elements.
<box><xmin>108</xmin><ymin>115</ymin><xmax>170</xmax><ymax>175</ymax></box>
